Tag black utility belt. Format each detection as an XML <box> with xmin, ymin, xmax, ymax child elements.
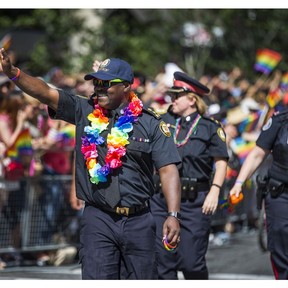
<box><xmin>267</xmin><ymin>177</ymin><xmax>288</xmax><ymax>198</ymax></box>
<box><xmin>256</xmin><ymin>176</ymin><xmax>288</xmax><ymax>200</ymax></box>
<box><xmin>154</xmin><ymin>177</ymin><xmax>209</xmax><ymax>190</ymax></box>
<box><xmin>180</xmin><ymin>178</ymin><xmax>210</xmax><ymax>190</ymax></box>
<box><xmin>98</xmin><ymin>201</ymin><xmax>149</xmax><ymax>217</ymax></box>
<box><xmin>155</xmin><ymin>177</ymin><xmax>210</xmax><ymax>202</ymax></box>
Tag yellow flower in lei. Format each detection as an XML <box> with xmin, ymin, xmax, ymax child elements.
<box><xmin>81</xmin><ymin>92</ymin><xmax>143</xmax><ymax>184</ymax></box>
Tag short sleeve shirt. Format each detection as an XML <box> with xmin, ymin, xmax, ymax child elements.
<box><xmin>163</xmin><ymin>110</ymin><xmax>229</xmax><ymax>181</ymax></box>
<box><xmin>48</xmin><ymin>90</ymin><xmax>181</xmax><ymax>206</ymax></box>
<box><xmin>256</xmin><ymin>110</ymin><xmax>288</xmax><ymax>183</ymax></box>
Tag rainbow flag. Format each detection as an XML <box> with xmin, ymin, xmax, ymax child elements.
<box><xmin>59</xmin><ymin>124</ymin><xmax>76</xmax><ymax>146</ymax></box>
<box><xmin>5</xmin><ymin>128</ymin><xmax>33</xmax><ymax>159</ymax></box>
<box><xmin>266</xmin><ymin>87</ymin><xmax>282</xmax><ymax>108</ymax></box>
<box><xmin>280</xmin><ymin>72</ymin><xmax>288</xmax><ymax>90</ymax></box>
<box><xmin>254</xmin><ymin>48</ymin><xmax>282</xmax><ymax>75</ymax></box>
<box><xmin>237</xmin><ymin>111</ymin><xmax>261</xmax><ymax>133</ymax></box>
<box><xmin>230</xmin><ymin>137</ymin><xmax>255</xmax><ymax>164</ymax></box>
<box><xmin>46</xmin><ymin>124</ymin><xmax>75</xmax><ymax>146</ymax></box>
<box><xmin>218</xmin><ymin>198</ymin><xmax>234</xmax><ymax>213</ymax></box>
<box><xmin>226</xmin><ymin>166</ymin><xmax>238</xmax><ymax>181</ymax></box>
<box><xmin>218</xmin><ymin>198</ymin><xmax>229</xmax><ymax>210</ymax></box>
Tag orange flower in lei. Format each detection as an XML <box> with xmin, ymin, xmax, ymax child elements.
<box><xmin>81</xmin><ymin>92</ymin><xmax>143</xmax><ymax>184</ymax></box>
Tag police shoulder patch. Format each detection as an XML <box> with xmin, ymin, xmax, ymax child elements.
<box><xmin>159</xmin><ymin>121</ymin><xmax>171</xmax><ymax>137</ymax></box>
<box><xmin>217</xmin><ymin>127</ymin><xmax>226</xmax><ymax>142</ymax></box>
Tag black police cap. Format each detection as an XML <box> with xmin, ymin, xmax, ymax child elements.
<box><xmin>167</xmin><ymin>71</ymin><xmax>210</xmax><ymax>96</ymax></box>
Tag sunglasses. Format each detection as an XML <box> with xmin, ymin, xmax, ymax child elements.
<box><xmin>93</xmin><ymin>79</ymin><xmax>124</xmax><ymax>88</ymax></box>
<box><xmin>168</xmin><ymin>91</ymin><xmax>188</xmax><ymax>100</ymax></box>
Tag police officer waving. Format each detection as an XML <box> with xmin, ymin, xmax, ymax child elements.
<box><xmin>230</xmin><ymin>109</ymin><xmax>288</xmax><ymax>280</ymax></box>
<box><xmin>150</xmin><ymin>72</ymin><xmax>229</xmax><ymax>279</ymax></box>
<box><xmin>0</xmin><ymin>49</ymin><xmax>182</xmax><ymax>280</ymax></box>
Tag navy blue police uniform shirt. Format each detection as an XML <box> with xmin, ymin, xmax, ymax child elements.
<box><xmin>48</xmin><ymin>90</ymin><xmax>181</xmax><ymax>207</ymax></box>
<box><xmin>256</xmin><ymin>109</ymin><xmax>288</xmax><ymax>184</ymax></box>
<box><xmin>162</xmin><ymin>109</ymin><xmax>229</xmax><ymax>182</ymax></box>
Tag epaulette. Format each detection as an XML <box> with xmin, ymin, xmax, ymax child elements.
<box><xmin>202</xmin><ymin>115</ymin><xmax>223</xmax><ymax>127</ymax></box>
<box><xmin>144</xmin><ymin>107</ymin><xmax>162</xmax><ymax>119</ymax></box>
<box><xmin>76</xmin><ymin>94</ymin><xmax>88</xmax><ymax>100</ymax></box>
<box><xmin>273</xmin><ymin>109</ymin><xmax>288</xmax><ymax>117</ymax></box>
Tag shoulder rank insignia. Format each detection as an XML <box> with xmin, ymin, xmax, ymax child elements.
<box><xmin>147</xmin><ymin>107</ymin><xmax>161</xmax><ymax>119</ymax></box>
<box><xmin>160</xmin><ymin>121</ymin><xmax>171</xmax><ymax>137</ymax></box>
<box><xmin>213</xmin><ymin>118</ymin><xmax>223</xmax><ymax>127</ymax></box>
<box><xmin>203</xmin><ymin>115</ymin><xmax>223</xmax><ymax>127</ymax></box>
<box><xmin>217</xmin><ymin>127</ymin><xmax>226</xmax><ymax>142</ymax></box>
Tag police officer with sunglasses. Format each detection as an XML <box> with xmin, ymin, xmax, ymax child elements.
<box><xmin>0</xmin><ymin>49</ymin><xmax>182</xmax><ymax>280</ymax></box>
<box><xmin>150</xmin><ymin>71</ymin><xmax>229</xmax><ymax>279</ymax></box>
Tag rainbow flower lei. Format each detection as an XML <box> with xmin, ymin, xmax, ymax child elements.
<box><xmin>81</xmin><ymin>91</ymin><xmax>143</xmax><ymax>184</ymax></box>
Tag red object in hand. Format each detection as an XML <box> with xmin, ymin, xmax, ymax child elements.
<box><xmin>230</xmin><ymin>192</ymin><xmax>244</xmax><ymax>205</ymax></box>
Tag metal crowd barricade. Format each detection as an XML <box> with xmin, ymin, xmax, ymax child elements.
<box><xmin>0</xmin><ymin>173</ymin><xmax>256</xmax><ymax>255</ymax></box>
<box><xmin>0</xmin><ymin>174</ymin><xmax>81</xmax><ymax>254</ymax></box>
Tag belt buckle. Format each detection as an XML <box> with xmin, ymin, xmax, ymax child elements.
<box><xmin>116</xmin><ymin>207</ymin><xmax>130</xmax><ymax>216</ymax></box>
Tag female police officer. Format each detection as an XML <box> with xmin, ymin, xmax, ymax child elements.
<box><xmin>230</xmin><ymin>109</ymin><xmax>288</xmax><ymax>279</ymax></box>
<box><xmin>0</xmin><ymin>48</ymin><xmax>182</xmax><ymax>280</ymax></box>
<box><xmin>150</xmin><ymin>71</ymin><xmax>228</xmax><ymax>279</ymax></box>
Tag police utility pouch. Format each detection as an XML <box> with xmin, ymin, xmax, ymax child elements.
<box><xmin>181</xmin><ymin>178</ymin><xmax>198</xmax><ymax>201</ymax></box>
<box><xmin>268</xmin><ymin>177</ymin><xmax>285</xmax><ymax>198</ymax></box>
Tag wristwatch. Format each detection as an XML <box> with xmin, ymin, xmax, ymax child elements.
<box><xmin>167</xmin><ymin>211</ymin><xmax>181</xmax><ymax>221</ymax></box>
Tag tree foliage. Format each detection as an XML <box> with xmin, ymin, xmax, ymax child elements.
<box><xmin>1</xmin><ymin>9</ymin><xmax>288</xmax><ymax>80</ymax></box>
<box><xmin>0</xmin><ymin>9</ymin><xmax>88</xmax><ymax>75</ymax></box>
<box><xmin>89</xmin><ymin>9</ymin><xmax>288</xmax><ymax>80</ymax></box>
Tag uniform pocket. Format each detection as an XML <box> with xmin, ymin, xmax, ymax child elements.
<box><xmin>126</xmin><ymin>140</ymin><xmax>151</xmax><ymax>163</ymax></box>
<box><xmin>127</xmin><ymin>140</ymin><xmax>151</xmax><ymax>153</ymax></box>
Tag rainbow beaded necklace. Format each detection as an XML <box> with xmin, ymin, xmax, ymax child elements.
<box><xmin>81</xmin><ymin>92</ymin><xmax>143</xmax><ymax>184</ymax></box>
<box><xmin>173</xmin><ymin>114</ymin><xmax>201</xmax><ymax>147</ymax></box>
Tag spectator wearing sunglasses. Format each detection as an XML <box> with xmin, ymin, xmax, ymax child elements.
<box><xmin>0</xmin><ymin>50</ymin><xmax>181</xmax><ymax>280</ymax></box>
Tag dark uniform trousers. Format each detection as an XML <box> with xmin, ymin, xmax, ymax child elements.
<box><xmin>150</xmin><ymin>189</ymin><xmax>211</xmax><ymax>280</ymax></box>
<box><xmin>79</xmin><ymin>204</ymin><xmax>158</xmax><ymax>279</ymax></box>
<box><xmin>265</xmin><ymin>191</ymin><xmax>288</xmax><ymax>279</ymax></box>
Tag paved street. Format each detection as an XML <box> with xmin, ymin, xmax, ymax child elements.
<box><xmin>0</xmin><ymin>229</ymin><xmax>274</xmax><ymax>280</ymax></box>
<box><xmin>206</xmin><ymin>229</ymin><xmax>273</xmax><ymax>280</ymax></box>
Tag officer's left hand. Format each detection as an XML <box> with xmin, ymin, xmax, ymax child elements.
<box><xmin>202</xmin><ymin>190</ymin><xmax>219</xmax><ymax>215</ymax></box>
<box><xmin>162</xmin><ymin>216</ymin><xmax>180</xmax><ymax>246</ymax></box>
